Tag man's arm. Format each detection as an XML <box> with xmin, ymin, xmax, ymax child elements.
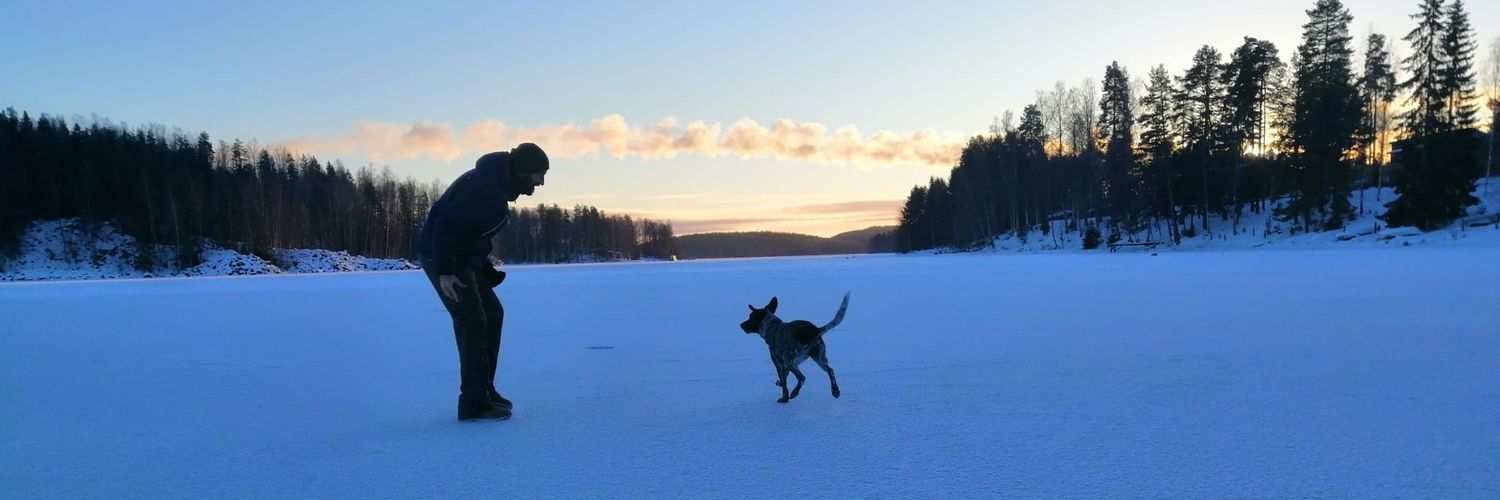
<box><xmin>429</xmin><ymin>215</ymin><xmax>462</xmax><ymax>276</ymax></box>
<box><xmin>428</xmin><ymin>173</ymin><xmax>482</xmax><ymax>276</ymax></box>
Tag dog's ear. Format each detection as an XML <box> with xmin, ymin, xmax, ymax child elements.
<box><xmin>767</xmin><ymin>297</ymin><xmax>778</xmax><ymax>313</ymax></box>
<box><xmin>747</xmin><ymin>304</ymin><xmax>755</xmax><ymax>312</ymax></box>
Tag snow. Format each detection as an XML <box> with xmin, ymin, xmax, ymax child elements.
<box><xmin>0</xmin><ymin>219</ymin><xmax>414</xmax><ymax>281</ymax></box>
<box><xmin>2</xmin><ymin>246</ymin><xmax>1497</xmax><ymax>498</ymax></box>
<box><xmin>983</xmin><ymin>177</ymin><xmax>1500</xmax><ymax>253</ymax></box>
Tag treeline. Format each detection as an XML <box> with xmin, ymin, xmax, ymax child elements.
<box><xmin>897</xmin><ymin>0</ymin><xmax>1497</xmax><ymax>252</ymax></box>
<box><xmin>494</xmin><ymin>205</ymin><xmax>678</xmax><ymax>263</ymax></box>
<box><xmin>0</xmin><ymin>108</ymin><xmax>676</xmax><ymax>267</ymax></box>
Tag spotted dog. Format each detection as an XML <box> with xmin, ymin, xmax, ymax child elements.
<box><xmin>739</xmin><ymin>292</ymin><xmax>851</xmax><ymax>403</ymax></box>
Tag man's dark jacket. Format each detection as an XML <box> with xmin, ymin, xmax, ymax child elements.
<box><xmin>416</xmin><ymin>152</ymin><xmax>518</xmax><ymax>276</ymax></box>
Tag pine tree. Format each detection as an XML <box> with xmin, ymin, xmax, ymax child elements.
<box><xmin>1225</xmin><ymin>37</ymin><xmax>1283</xmax><ymax>225</ymax></box>
<box><xmin>1226</xmin><ymin>38</ymin><xmax>1282</xmax><ymax>158</ymax></box>
<box><xmin>1017</xmin><ymin>105</ymin><xmax>1046</xmax><ymax>145</ymax></box>
<box><xmin>1177</xmin><ymin>45</ymin><xmax>1227</xmax><ymax>230</ymax></box>
<box><xmin>1015</xmin><ymin>105</ymin><xmax>1048</xmax><ymax>238</ymax></box>
<box><xmin>1098</xmin><ymin>62</ymin><xmax>1138</xmax><ymax>232</ymax></box>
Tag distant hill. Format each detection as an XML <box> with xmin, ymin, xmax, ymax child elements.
<box><xmin>675</xmin><ymin>231</ymin><xmax>866</xmax><ymax>259</ymax></box>
<box><xmin>831</xmin><ymin>225</ymin><xmax>897</xmax><ymax>253</ymax></box>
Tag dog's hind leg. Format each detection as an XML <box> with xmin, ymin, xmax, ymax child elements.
<box><xmin>787</xmin><ymin>365</ymin><xmax>807</xmax><ymax>400</ymax></box>
<box><xmin>780</xmin><ymin>348</ymin><xmax>792</xmax><ymax>387</ymax></box>
<box><xmin>811</xmin><ymin>344</ymin><xmax>840</xmax><ymax>398</ymax></box>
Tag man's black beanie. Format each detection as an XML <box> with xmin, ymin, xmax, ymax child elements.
<box><xmin>510</xmin><ymin>143</ymin><xmax>549</xmax><ymax>174</ymax></box>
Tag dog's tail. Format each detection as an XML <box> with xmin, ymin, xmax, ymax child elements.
<box><xmin>818</xmin><ymin>292</ymin><xmax>851</xmax><ymax>335</ymax></box>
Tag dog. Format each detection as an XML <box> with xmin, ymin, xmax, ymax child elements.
<box><xmin>739</xmin><ymin>292</ymin><xmax>850</xmax><ymax>403</ymax></box>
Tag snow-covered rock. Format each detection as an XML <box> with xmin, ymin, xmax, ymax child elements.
<box><xmin>0</xmin><ymin>219</ymin><xmax>409</xmax><ymax>281</ymax></box>
<box><xmin>272</xmin><ymin>249</ymin><xmax>415</xmax><ymax>273</ymax></box>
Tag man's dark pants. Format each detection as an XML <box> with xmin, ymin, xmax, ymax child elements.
<box><xmin>421</xmin><ymin>261</ymin><xmax>503</xmax><ymax>410</ymax></box>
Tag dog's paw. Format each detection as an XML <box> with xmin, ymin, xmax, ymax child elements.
<box><xmin>776</xmin><ymin>397</ymin><xmax>789</xmax><ymax>403</ymax></box>
<box><xmin>831</xmin><ymin>387</ymin><xmax>841</xmax><ymax>398</ymax></box>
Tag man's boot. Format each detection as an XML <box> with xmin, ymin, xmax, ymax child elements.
<box><xmin>458</xmin><ymin>400</ymin><xmax>511</xmax><ymax>421</ymax></box>
<box><xmin>489</xmin><ymin>389</ymin><xmax>512</xmax><ymax>410</ymax></box>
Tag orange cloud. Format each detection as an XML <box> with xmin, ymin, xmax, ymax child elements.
<box><xmin>782</xmin><ymin>200</ymin><xmax>905</xmax><ymax>215</ymax></box>
<box><xmin>281</xmin><ymin>115</ymin><xmax>970</xmax><ymax>169</ymax></box>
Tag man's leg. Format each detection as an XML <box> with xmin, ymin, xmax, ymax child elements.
<box><xmin>421</xmin><ymin>264</ymin><xmax>493</xmax><ymax>412</ymax></box>
<box><xmin>479</xmin><ymin>285</ymin><xmax>507</xmax><ymax>407</ymax></box>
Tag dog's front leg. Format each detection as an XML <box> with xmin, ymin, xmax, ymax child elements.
<box><xmin>787</xmin><ymin>365</ymin><xmax>807</xmax><ymax>400</ymax></box>
<box><xmin>770</xmin><ymin>351</ymin><xmax>785</xmax><ymax>387</ymax></box>
<box><xmin>774</xmin><ymin>362</ymin><xmax>791</xmax><ymax>403</ymax></box>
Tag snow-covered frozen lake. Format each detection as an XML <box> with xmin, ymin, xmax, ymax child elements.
<box><xmin>3</xmin><ymin>248</ymin><xmax>1497</xmax><ymax>498</ymax></box>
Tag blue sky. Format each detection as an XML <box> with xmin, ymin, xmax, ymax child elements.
<box><xmin>4</xmin><ymin>0</ymin><xmax>1495</xmax><ymax>235</ymax></box>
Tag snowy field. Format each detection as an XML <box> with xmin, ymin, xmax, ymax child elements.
<box><xmin>2</xmin><ymin>248</ymin><xmax>1498</xmax><ymax>498</ymax></box>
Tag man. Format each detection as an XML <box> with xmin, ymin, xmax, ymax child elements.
<box><xmin>416</xmin><ymin>143</ymin><xmax>548</xmax><ymax>421</ymax></box>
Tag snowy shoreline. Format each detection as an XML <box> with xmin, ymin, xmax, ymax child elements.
<box><xmin>6</xmin><ymin>179</ymin><xmax>1499</xmax><ymax>281</ymax></box>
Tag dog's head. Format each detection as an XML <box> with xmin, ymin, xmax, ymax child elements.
<box><xmin>739</xmin><ymin>297</ymin><xmax>778</xmax><ymax>334</ymax></box>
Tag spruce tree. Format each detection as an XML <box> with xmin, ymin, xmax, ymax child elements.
<box><xmin>897</xmin><ymin>185</ymin><xmax>929</xmax><ymax>252</ymax></box>
<box><xmin>1385</xmin><ymin>0</ymin><xmax>1481</xmax><ymax>230</ymax></box>
<box><xmin>1400</xmin><ymin>0</ymin><xmax>1447</xmax><ymax>138</ymax></box>
<box><xmin>1282</xmin><ymin>0</ymin><xmax>1361</xmax><ymax>229</ymax></box>
<box><xmin>1439</xmin><ymin>0</ymin><xmax>1478</xmax><ymax>129</ymax></box>
<box><xmin>1138</xmin><ymin>66</ymin><xmax>1181</xmax><ymax>242</ymax></box>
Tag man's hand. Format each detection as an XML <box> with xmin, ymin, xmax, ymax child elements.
<box><xmin>439</xmin><ymin>274</ymin><xmax>467</xmax><ymax>302</ymax></box>
<box><xmin>483</xmin><ymin>267</ymin><xmax>507</xmax><ymax>288</ymax></box>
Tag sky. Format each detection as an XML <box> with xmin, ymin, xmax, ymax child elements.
<box><xmin>3</xmin><ymin>0</ymin><xmax>1497</xmax><ymax>236</ymax></box>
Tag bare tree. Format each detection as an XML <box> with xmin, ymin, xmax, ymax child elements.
<box><xmin>1487</xmin><ymin>36</ymin><xmax>1500</xmax><ymax>104</ymax></box>
<box><xmin>1485</xmin><ymin>36</ymin><xmax>1500</xmax><ymax>191</ymax></box>
<box><xmin>1040</xmin><ymin>82</ymin><xmax>1070</xmax><ymax>156</ymax></box>
<box><xmin>1069</xmin><ymin>79</ymin><xmax>1099</xmax><ymax>155</ymax></box>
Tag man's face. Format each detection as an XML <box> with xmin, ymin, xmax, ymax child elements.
<box><xmin>528</xmin><ymin>171</ymin><xmax>546</xmax><ymax>188</ymax></box>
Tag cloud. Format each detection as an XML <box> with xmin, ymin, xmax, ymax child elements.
<box><xmin>280</xmin><ymin>115</ymin><xmax>970</xmax><ymax>169</ymax></box>
<box><xmin>670</xmin><ymin>217</ymin><xmax>787</xmax><ymax>235</ymax></box>
<box><xmin>781</xmin><ymin>199</ymin><xmax>905</xmax><ymax>215</ymax></box>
